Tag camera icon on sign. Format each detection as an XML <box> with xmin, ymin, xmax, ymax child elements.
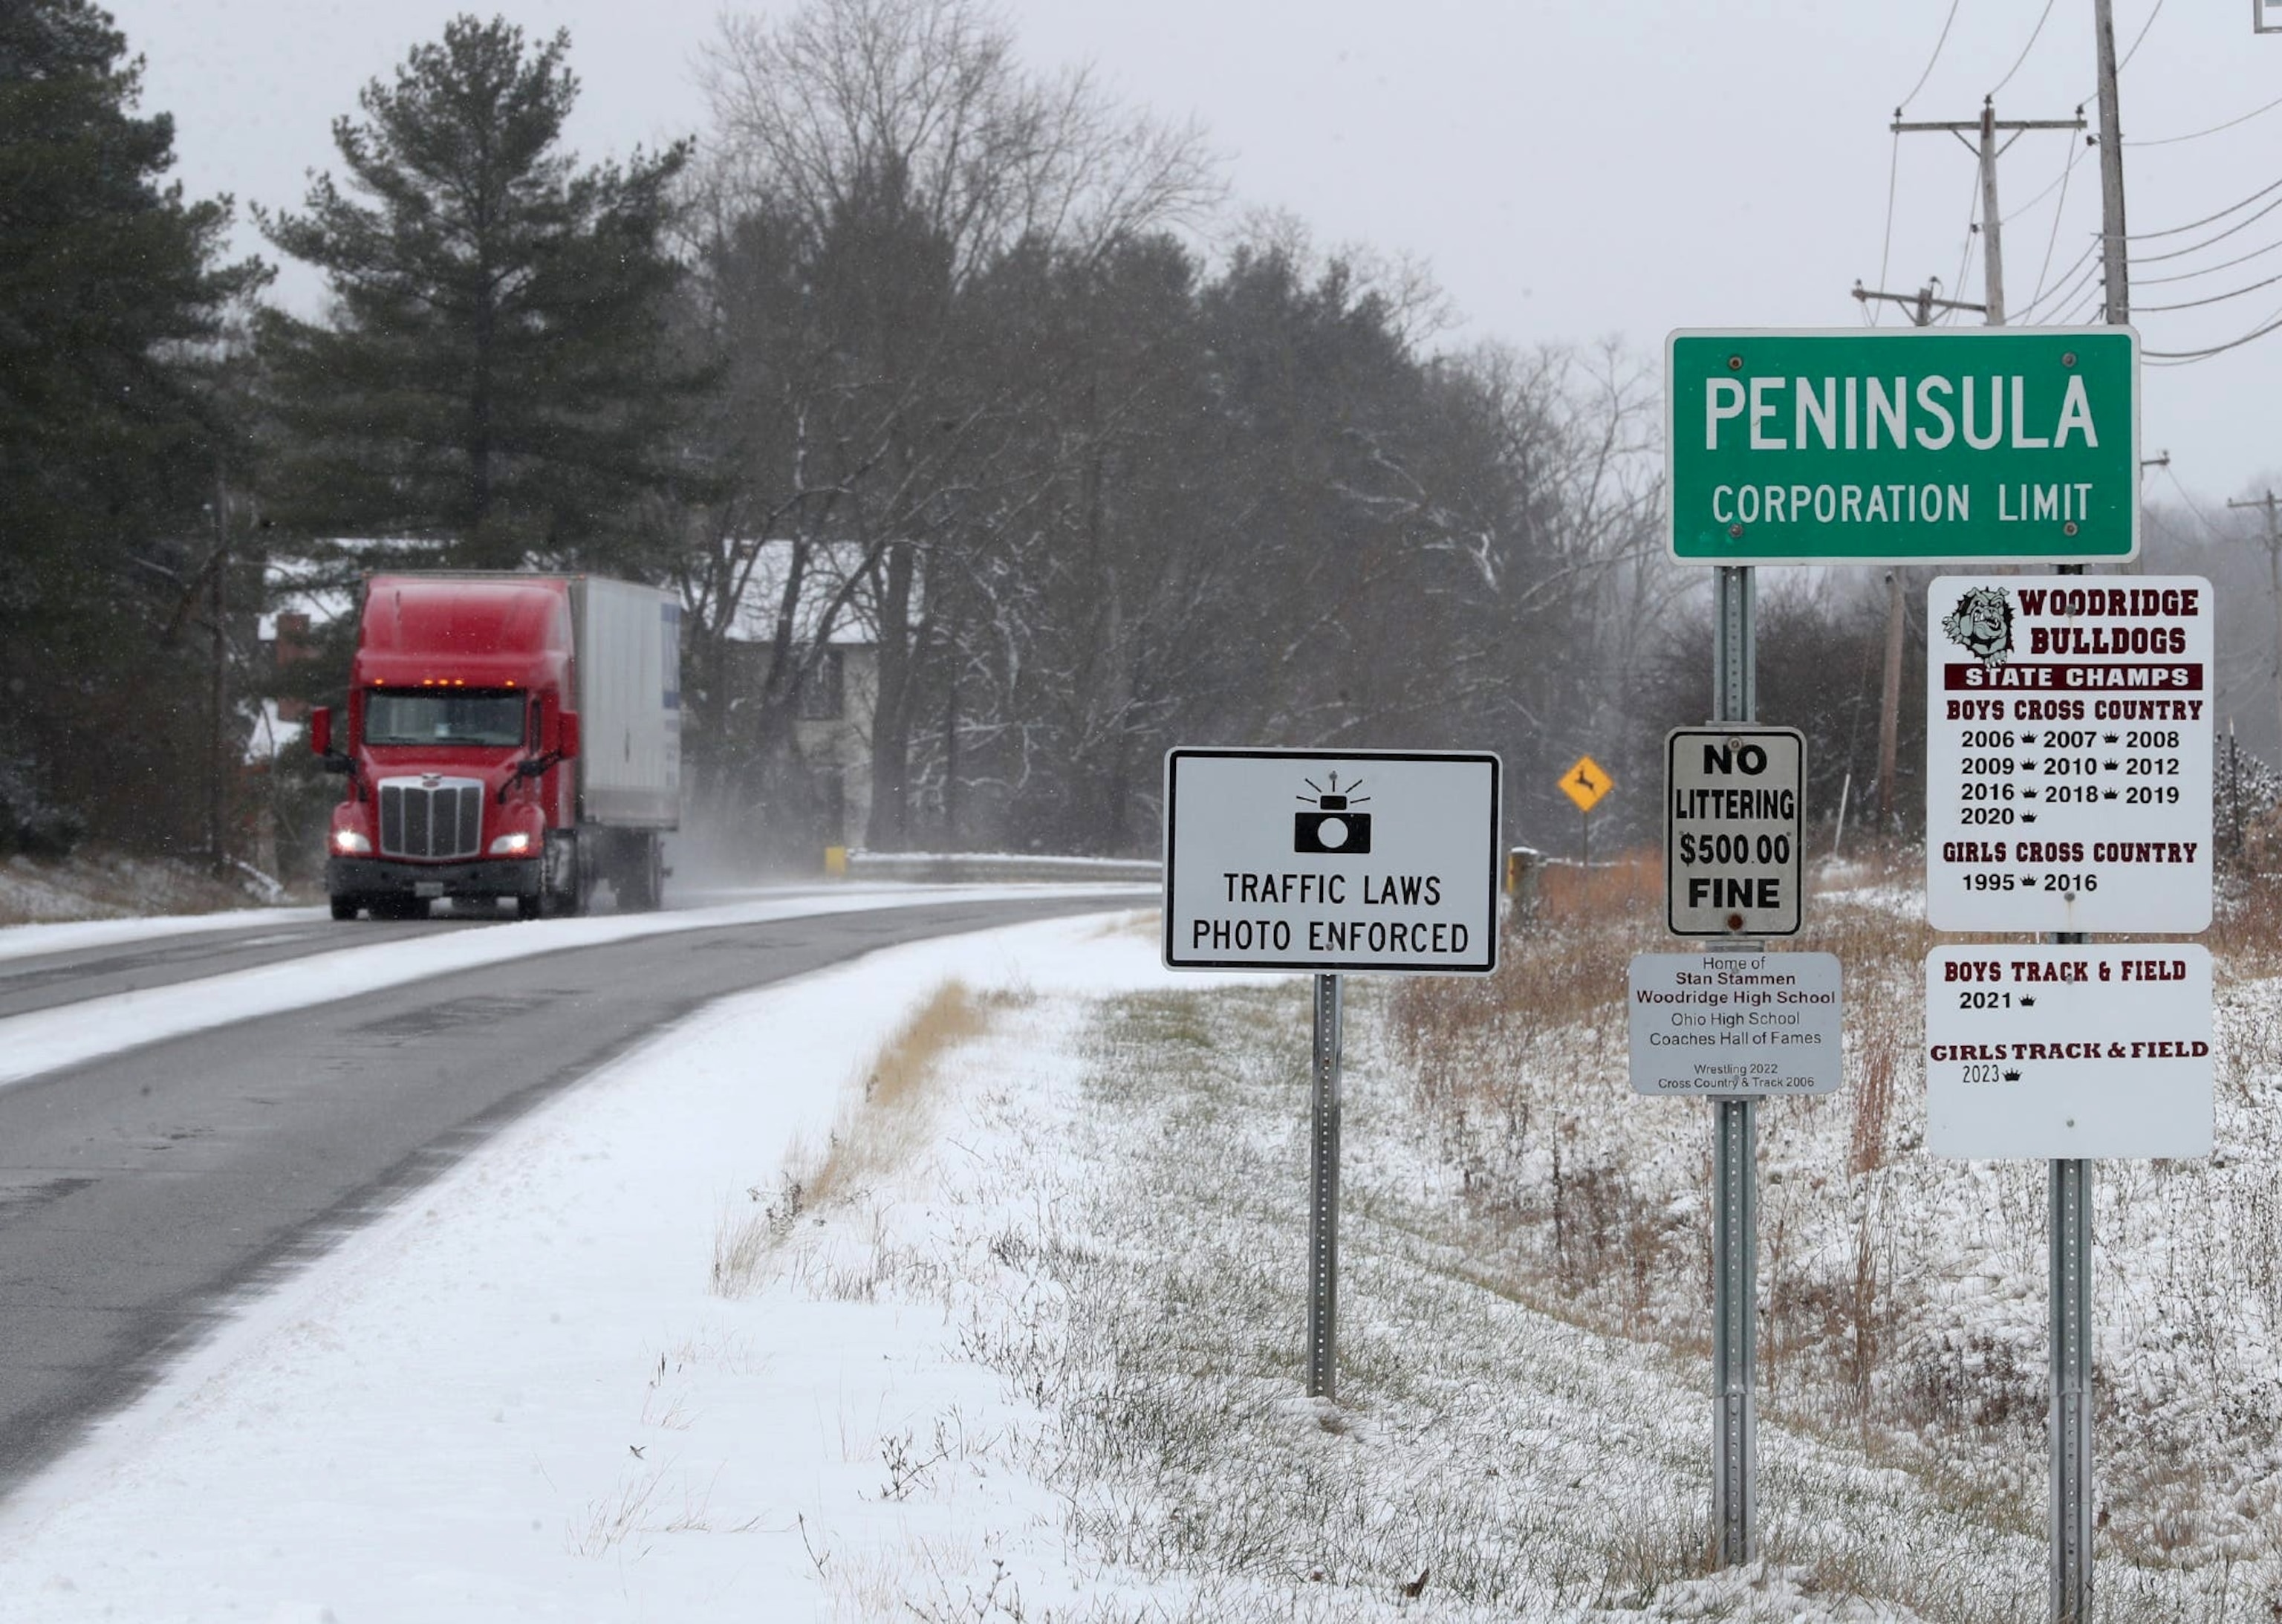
<box><xmin>1295</xmin><ymin>775</ymin><xmax>1371</xmax><ymax>854</ymax></box>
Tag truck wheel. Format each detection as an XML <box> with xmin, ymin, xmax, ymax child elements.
<box><xmin>330</xmin><ymin>896</ymin><xmax>360</xmax><ymax>921</ymax></box>
<box><xmin>620</xmin><ymin>838</ymin><xmax>664</xmax><ymax>912</ymax></box>
<box><xmin>516</xmin><ymin>893</ymin><xmax>542</xmax><ymax>921</ymax></box>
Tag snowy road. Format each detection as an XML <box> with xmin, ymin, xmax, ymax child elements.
<box><xmin>0</xmin><ymin>890</ymin><xmax>1142</xmax><ymax>1494</ymax></box>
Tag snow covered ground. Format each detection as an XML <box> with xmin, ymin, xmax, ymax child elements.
<box><xmin>0</xmin><ymin>894</ymin><xmax>2269</xmax><ymax>1620</ymax></box>
<box><xmin>0</xmin><ymin>912</ymin><xmax>1150</xmax><ymax>1620</ymax></box>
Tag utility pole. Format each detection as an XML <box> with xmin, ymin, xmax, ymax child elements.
<box><xmin>1877</xmin><ymin>571</ymin><xmax>1907</xmax><ymax>832</ymax></box>
<box><xmin>2094</xmin><ymin>0</ymin><xmax>2131</xmax><ymax>325</ymax></box>
<box><xmin>2227</xmin><ymin>491</ymin><xmax>2282</xmax><ymax>756</ymax></box>
<box><xmin>1893</xmin><ymin>102</ymin><xmax>2087</xmax><ymax>323</ymax></box>
<box><xmin>208</xmin><ymin>465</ymin><xmax>230</xmax><ymax>877</ymax></box>
<box><xmin>1850</xmin><ymin>282</ymin><xmax>1986</xmax><ymax>326</ymax></box>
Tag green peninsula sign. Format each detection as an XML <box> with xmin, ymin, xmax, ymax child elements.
<box><xmin>1667</xmin><ymin>327</ymin><xmax>2139</xmax><ymax>565</ymax></box>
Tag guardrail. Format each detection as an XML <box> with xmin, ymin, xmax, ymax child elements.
<box><xmin>836</xmin><ymin>849</ymin><xmax>1161</xmax><ymax>885</ymax></box>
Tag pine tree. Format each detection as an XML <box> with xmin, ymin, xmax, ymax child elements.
<box><xmin>259</xmin><ymin>16</ymin><xmax>695</xmax><ymax>569</ymax></box>
<box><xmin>0</xmin><ymin>0</ymin><xmax>265</xmax><ymax>851</ymax></box>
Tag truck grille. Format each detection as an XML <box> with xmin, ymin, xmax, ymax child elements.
<box><xmin>377</xmin><ymin>778</ymin><xmax>484</xmax><ymax>861</ymax></box>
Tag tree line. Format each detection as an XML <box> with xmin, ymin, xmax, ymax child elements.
<box><xmin>13</xmin><ymin>0</ymin><xmax>2250</xmax><ymax>877</ymax></box>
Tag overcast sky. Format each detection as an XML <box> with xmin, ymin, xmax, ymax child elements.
<box><xmin>107</xmin><ymin>0</ymin><xmax>2282</xmax><ymax>508</ymax></box>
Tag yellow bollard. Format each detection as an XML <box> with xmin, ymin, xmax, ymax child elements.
<box><xmin>825</xmin><ymin>845</ymin><xmax>848</xmax><ymax>877</ymax></box>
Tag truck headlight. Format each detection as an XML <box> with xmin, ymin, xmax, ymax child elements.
<box><xmin>332</xmin><ymin>829</ymin><xmax>371</xmax><ymax>854</ymax></box>
<box><xmin>489</xmin><ymin>831</ymin><xmax>533</xmax><ymax>855</ymax></box>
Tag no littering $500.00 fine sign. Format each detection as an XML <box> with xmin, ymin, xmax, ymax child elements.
<box><xmin>1925</xmin><ymin>575</ymin><xmax>2211</xmax><ymax>933</ymax></box>
<box><xmin>1665</xmin><ymin>727</ymin><xmax>1803</xmax><ymax>937</ymax></box>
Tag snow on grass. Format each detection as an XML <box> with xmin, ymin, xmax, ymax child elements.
<box><xmin>1390</xmin><ymin>881</ymin><xmax>2282</xmax><ymax>1620</ymax></box>
<box><xmin>0</xmin><ymin>882</ymin><xmax>1151</xmax><ymax>1088</ymax></box>
<box><xmin>2</xmin><ymin>894</ymin><xmax>2275</xmax><ymax>1618</ymax></box>
<box><xmin>0</xmin><ymin>912</ymin><xmax>1160</xmax><ymax>1620</ymax></box>
<box><xmin>0</xmin><ymin>849</ymin><xmax>290</xmax><ymax>929</ymax></box>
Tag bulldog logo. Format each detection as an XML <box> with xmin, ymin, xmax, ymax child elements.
<box><xmin>1941</xmin><ymin>586</ymin><xmax>2015</xmax><ymax>670</ymax></box>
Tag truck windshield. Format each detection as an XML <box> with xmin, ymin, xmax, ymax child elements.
<box><xmin>365</xmin><ymin>690</ymin><xmax>527</xmax><ymax>747</ymax></box>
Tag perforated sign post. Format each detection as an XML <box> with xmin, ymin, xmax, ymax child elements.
<box><xmin>1162</xmin><ymin>748</ymin><xmax>1501</xmax><ymax>1405</ymax></box>
<box><xmin>1666</xmin><ymin>727</ymin><xmax>1804</xmax><ymax>937</ymax></box>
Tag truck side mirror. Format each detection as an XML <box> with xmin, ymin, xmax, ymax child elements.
<box><xmin>309</xmin><ymin>706</ymin><xmax>332</xmax><ymax>757</ymax></box>
<box><xmin>557</xmin><ymin>711</ymin><xmax>581</xmax><ymax>761</ymax></box>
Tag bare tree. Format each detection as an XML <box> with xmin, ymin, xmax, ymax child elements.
<box><xmin>682</xmin><ymin>0</ymin><xmax>1218</xmax><ymax>849</ymax></box>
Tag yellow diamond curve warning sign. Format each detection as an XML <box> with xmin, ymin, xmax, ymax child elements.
<box><xmin>1560</xmin><ymin>755</ymin><xmax>1613</xmax><ymax>813</ymax></box>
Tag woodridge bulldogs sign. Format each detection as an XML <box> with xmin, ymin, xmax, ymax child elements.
<box><xmin>1925</xmin><ymin>576</ymin><xmax>2212</xmax><ymax>933</ymax></box>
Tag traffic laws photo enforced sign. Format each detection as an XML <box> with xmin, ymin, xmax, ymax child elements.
<box><xmin>1161</xmin><ymin>749</ymin><xmax>1501</xmax><ymax>974</ymax></box>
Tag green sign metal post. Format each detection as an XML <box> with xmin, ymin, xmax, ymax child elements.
<box><xmin>1667</xmin><ymin>328</ymin><xmax>2139</xmax><ymax>565</ymax></box>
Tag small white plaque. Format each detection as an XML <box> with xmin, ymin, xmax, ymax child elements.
<box><xmin>1628</xmin><ymin>951</ymin><xmax>1844</xmax><ymax>1096</ymax></box>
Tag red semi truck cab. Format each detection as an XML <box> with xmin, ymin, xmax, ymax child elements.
<box><xmin>311</xmin><ymin>574</ymin><xmax>680</xmax><ymax>921</ymax></box>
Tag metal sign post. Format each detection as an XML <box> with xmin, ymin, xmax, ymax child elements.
<box><xmin>1162</xmin><ymin>747</ymin><xmax>1501</xmax><ymax>1404</ymax></box>
<box><xmin>1306</xmin><ymin>972</ymin><xmax>1343</xmax><ymax>1399</ymax></box>
<box><xmin>1712</xmin><ymin>564</ymin><xmax>1757</xmax><ymax>1566</ymax></box>
<box><xmin>2052</xmin><ymin>1154</ymin><xmax>2093</xmax><ymax>1620</ymax></box>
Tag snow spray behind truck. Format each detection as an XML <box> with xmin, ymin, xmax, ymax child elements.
<box><xmin>311</xmin><ymin>574</ymin><xmax>680</xmax><ymax>920</ymax></box>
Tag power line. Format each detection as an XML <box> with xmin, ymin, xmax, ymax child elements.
<box><xmin>2026</xmin><ymin>130</ymin><xmax>2084</xmax><ymax>307</ymax></box>
<box><xmin>1897</xmin><ymin>0</ymin><xmax>1965</xmax><ymax>113</ymax></box>
<box><xmin>2127</xmin><ymin>171</ymin><xmax>2282</xmax><ymax>241</ymax></box>
<box><xmin>2025</xmin><ymin>236</ymin><xmax>2101</xmax><ymax>303</ymax></box>
<box><xmin>1999</xmin><ymin>120</ymin><xmax>2090</xmax><ymax>226</ymax></box>
<box><xmin>2023</xmin><ymin>244</ymin><xmax>2104</xmax><ymax>320</ymax></box>
<box><xmin>2132</xmin><ymin>265</ymin><xmax>2282</xmax><ymax>314</ymax></box>
<box><xmin>2133</xmin><ymin>190</ymin><xmax>2282</xmax><ymax>264</ymax></box>
<box><xmin>2143</xmin><ymin>299</ymin><xmax>2282</xmax><ymax>362</ymax></box>
<box><xmin>1873</xmin><ymin>131</ymin><xmax>1902</xmax><ymax>327</ymax></box>
<box><xmin>2159</xmin><ymin>461</ymin><xmax>2240</xmax><ymax>545</ymax></box>
<box><xmin>1991</xmin><ymin>0</ymin><xmax>2060</xmax><ymax>98</ymax></box>
<box><xmin>2128</xmin><ymin>88</ymin><xmax>2282</xmax><ymax>148</ymax></box>
<box><xmin>2134</xmin><ymin>231</ymin><xmax>2282</xmax><ymax>286</ymax></box>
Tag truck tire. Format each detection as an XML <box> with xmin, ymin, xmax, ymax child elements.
<box><xmin>619</xmin><ymin>837</ymin><xmax>664</xmax><ymax>912</ymax></box>
<box><xmin>330</xmin><ymin>896</ymin><xmax>360</xmax><ymax>921</ymax></box>
<box><xmin>516</xmin><ymin>893</ymin><xmax>543</xmax><ymax>921</ymax></box>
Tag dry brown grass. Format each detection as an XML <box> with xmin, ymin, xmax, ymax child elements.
<box><xmin>1534</xmin><ymin>848</ymin><xmax>1666</xmax><ymax>920</ymax></box>
<box><xmin>806</xmin><ymin>979</ymin><xmax>989</xmax><ymax>1206</ymax></box>
<box><xmin>712</xmin><ymin>980</ymin><xmax>991</xmax><ymax>1297</ymax></box>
